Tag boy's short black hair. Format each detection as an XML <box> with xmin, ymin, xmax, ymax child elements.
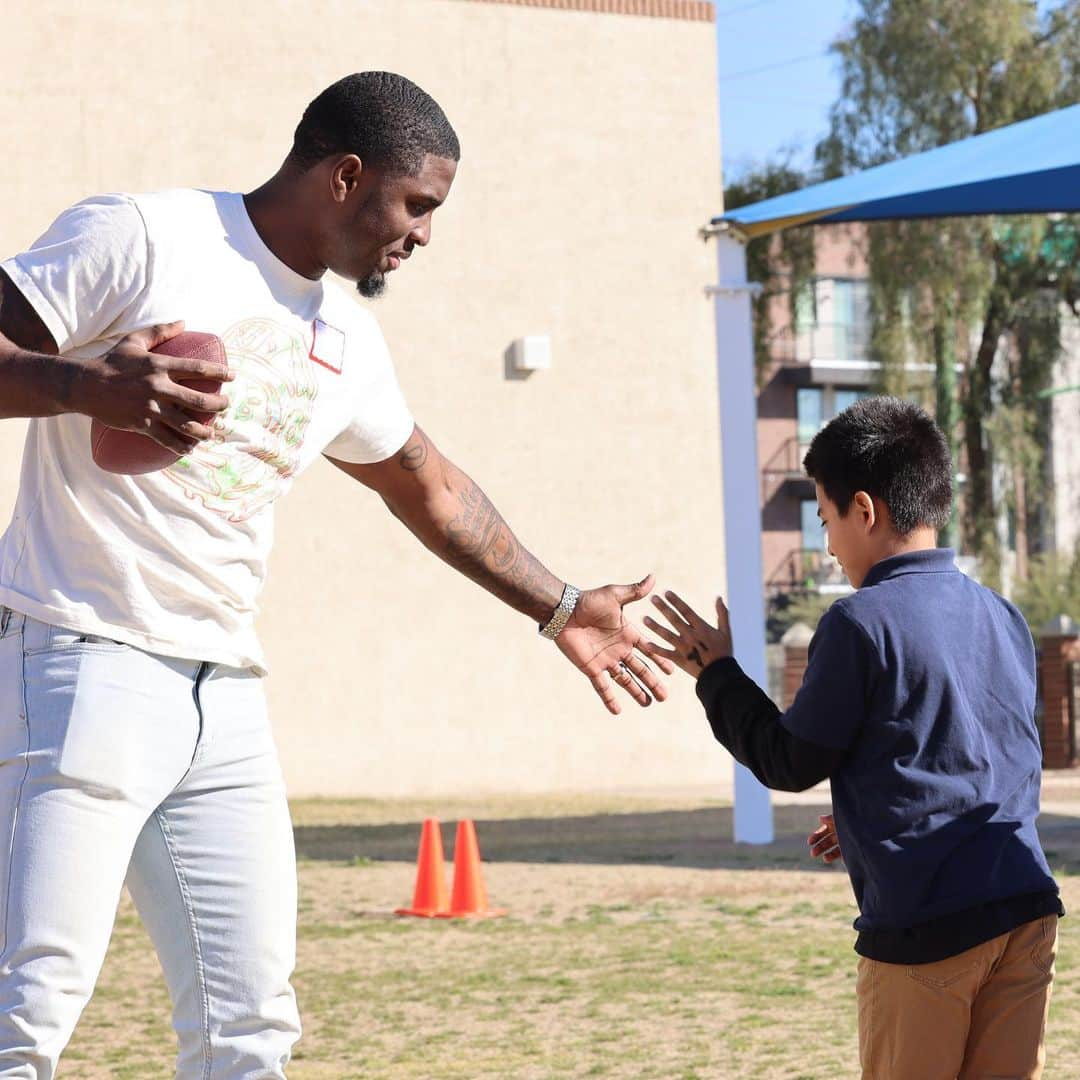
<box><xmin>802</xmin><ymin>397</ymin><xmax>953</xmax><ymax>534</ymax></box>
<box><xmin>289</xmin><ymin>72</ymin><xmax>460</xmax><ymax>175</ymax></box>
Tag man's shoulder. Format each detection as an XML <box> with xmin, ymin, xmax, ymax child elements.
<box><xmin>126</xmin><ymin>187</ymin><xmax>220</xmax><ymax>223</ymax></box>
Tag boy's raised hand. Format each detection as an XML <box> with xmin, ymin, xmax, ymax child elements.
<box><xmin>642</xmin><ymin>591</ymin><xmax>734</xmax><ymax>677</ymax></box>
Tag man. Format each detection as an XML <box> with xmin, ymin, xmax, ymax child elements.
<box><xmin>0</xmin><ymin>72</ymin><xmax>668</xmax><ymax>1076</ymax></box>
<box><xmin>644</xmin><ymin>398</ymin><xmax>1061</xmax><ymax>1080</ymax></box>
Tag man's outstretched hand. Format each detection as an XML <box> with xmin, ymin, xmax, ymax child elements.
<box><xmin>641</xmin><ymin>591</ymin><xmax>734</xmax><ymax>678</ymax></box>
<box><xmin>555</xmin><ymin>574</ymin><xmax>675</xmax><ymax>715</ymax></box>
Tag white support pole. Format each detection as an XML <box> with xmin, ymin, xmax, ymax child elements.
<box><xmin>709</xmin><ymin>227</ymin><xmax>774</xmax><ymax>845</ymax></box>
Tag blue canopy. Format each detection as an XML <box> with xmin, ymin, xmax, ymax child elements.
<box><xmin>717</xmin><ymin>104</ymin><xmax>1080</xmax><ymax>238</ymax></box>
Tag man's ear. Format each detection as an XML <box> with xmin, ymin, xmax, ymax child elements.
<box><xmin>329</xmin><ymin>154</ymin><xmax>364</xmax><ymax>202</ymax></box>
<box><xmin>852</xmin><ymin>490</ymin><xmax>876</xmax><ymax>533</ymax></box>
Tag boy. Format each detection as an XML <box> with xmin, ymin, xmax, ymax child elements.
<box><xmin>644</xmin><ymin>397</ymin><xmax>1061</xmax><ymax>1080</ymax></box>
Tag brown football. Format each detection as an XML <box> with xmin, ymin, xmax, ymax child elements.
<box><xmin>90</xmin><ymin>331</ymin><xmax>228</xmax><ymax>475</ymax></box>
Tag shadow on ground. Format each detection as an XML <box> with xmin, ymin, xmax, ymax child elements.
<box><xmin>294</xmin><ymin>805</ymin><xmax>1080</xmax><ymax>872</ymax></box>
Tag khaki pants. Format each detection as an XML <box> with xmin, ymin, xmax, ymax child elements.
<box><xmin>857</xmin><ymin>914</ymin><xmax>1057</xmax><ymax>1080</ymax></box>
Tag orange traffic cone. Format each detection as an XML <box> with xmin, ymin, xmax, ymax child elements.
<box><xmin>437</xmin><ymin>819</ymin><xmax>507</xmax><ymax>919</ymax></box>
<box><xmin>395</xmin><ymin>817</ymin><xmax>450</xmax><ymax>918</ymax></box>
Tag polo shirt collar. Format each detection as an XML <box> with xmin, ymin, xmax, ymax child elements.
<box><xmin>862</xmin><ymin>547</ymin><xmax>957</xmax><ymax>588</ymax></box>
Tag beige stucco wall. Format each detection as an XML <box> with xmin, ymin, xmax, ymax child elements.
<box><xmin>0</xmin><ymin>0</ymin><xmax>727</xmax><ymax>796</ymax></box>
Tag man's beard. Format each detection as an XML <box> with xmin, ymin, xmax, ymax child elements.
<box><xmin>356</xmin><ymin>270</ymin><xmax>387</xmax><ymax>299</ymax></box>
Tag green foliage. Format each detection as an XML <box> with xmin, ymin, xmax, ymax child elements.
<box><xmin>724</xmin><ymin>164</ymin><xmax>817</xmax><ymax>385</ymax></box>
<box><xmin>816</xmin><ymin>0</ymin><xmax>1080</xmax><ymax>577</ymax></box>
<box><xmin>1013</xmin><ymin>548</ymin><xmax>1080</xmax><ymax>630</ymax></box>
<box><xmin>766</xmin><ymin>590</ymin><xmax>837</xmax><ymax>642</ymax></box>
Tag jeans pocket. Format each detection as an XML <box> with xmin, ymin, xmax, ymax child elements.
<box><xmin>906</xmin><ymin>951</ymin><xmax>981</xmax><ymax>989</ymax></box>
<box><xmin>24</xmin><ymin>625</ymin><xmax>129</xmax><ymax>656</ymax></box>
<box><xmin>24</xmin><ymin>645</ymin><xmax>136</xmax><ymax>799</ymax></box>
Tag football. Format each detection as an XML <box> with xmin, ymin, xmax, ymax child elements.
<box><xmin>90</xmin><ymin>331</ymin><xmax>229</xmax><ymax>475</ymax></box>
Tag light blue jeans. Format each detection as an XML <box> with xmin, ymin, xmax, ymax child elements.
<box><xmin>0</xmin><ymin>607</ymin><xmax>300</xmax><ymax>1078</ymax></box>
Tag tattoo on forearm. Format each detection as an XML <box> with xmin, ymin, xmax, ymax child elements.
<box><xmin>441</xmin><ymin>474</ymin><xmax>560</xmax><ymax>619</ymax></box>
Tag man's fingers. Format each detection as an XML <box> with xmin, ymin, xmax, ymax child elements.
<box><xmin>162</xmin><ymin>354</ymin><xmax>235</xmax><ymax>383</ymax></box>
<box><xmin>610</xmin><ymin>663</ymin><xmax>651</xmax><ymax>707</ymax></box>
<box><xmin>622</xmin><ymin>653</ymin><xmax>666</xmax><ymax>702</ymax></box>
<box><xmin>610</xmin><ymin>573</ymin><xmax>655</xmax><ymax>608</ymax></box>
<box><xmin>161</xmin><ymin>384</ymin><xmax>232</xmax><ymax>414</ymax></box>
<box><xmin>630</xmin><ymin>643</ymin><xmax>669</xmax><ymax>678</ymax></box>
<box><xmin>635</xmin><ymin>640</ymin><xmax>676</xmax><ymax>675</ymax></box>
<box><xmin>159</xmin><ymin>406</ymin><xmax>215</xmax><ymax>442</ymax></box>
<box><xmin>146</xmin><ymin>422</ymin><xmax>199</xmax><ymax>457</ymax></box>
<box><xmin>589</xmin><ymin>672</ymin><xmax>622</xmax><ymax>715</ymax></box>
<box><xmin>128</xmin><ymin>320</ymin><xmax>186</xmax><ymax>351</ymax></box>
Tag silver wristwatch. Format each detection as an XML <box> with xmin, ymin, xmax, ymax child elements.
<box><xmin>539</xmin><ymin>584</ymin><xmax>581</xmax><ymax>640</ymax></box>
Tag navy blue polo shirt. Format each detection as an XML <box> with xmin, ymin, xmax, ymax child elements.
<box><xmin>782</xmin><ymin>548</ymin><xmax>1057</xmax><ymax>935</ymax></box>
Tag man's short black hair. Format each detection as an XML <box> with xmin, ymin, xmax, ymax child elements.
<box><xmin>289</xmin><ymin>72</ymin><xmax>460</xmax><ymax>175</ymax></box>
<box><xmin>803</xmin><ymin>396</ymin><xmax>953</xmax><ymax>534</ymax></box>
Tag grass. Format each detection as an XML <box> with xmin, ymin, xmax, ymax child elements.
<box><xmin>60</xmin><ymin>789</ymin><xmax>1080</xmax><ymax>1079</ymax></box>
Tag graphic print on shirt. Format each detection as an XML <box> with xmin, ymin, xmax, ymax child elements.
<box><xmin>163</xmin><ymin>317</ymin><xmax>319</xmax><ymax>522</ymax></box>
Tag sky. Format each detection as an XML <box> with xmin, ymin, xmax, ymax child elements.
<box><xmin>715</xmin><ymin>0</ymin><xmax>855</xmax><ymax>181</ymax></box>
<box><xmin>715</xmin><ymin>0</ymin><xmax>1068</xmax><ymax>183</ymax></box>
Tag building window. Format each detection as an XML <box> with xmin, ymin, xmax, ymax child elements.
<box><xmin>795</xmin><ymin>277</ymin><xmax>870</xmax><ymax>364</ymax></box>
<box><xmin>797</xmin><ymin>387</ymin><xmax>823</xmax><ymax>446</ymax></box>
<box><xmin>834</xmin><ymin>388</ymin><xmax>868</xmax><ymax>415</ymax></box>
<box><xmin>801</xmin><ymin>500</ymin><xmax>824</xmax><ymax>552</ymax></box>
<box><xmin>835</xmin><ymin>278</ymin><xmax>870</xmax><ymax>363</ymax></box>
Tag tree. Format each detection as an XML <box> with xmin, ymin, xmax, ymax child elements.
<box><xmin>817</xmin><ymin>0</ymin><xmax>1080</xmax><ymax>582</ymax></box>
<box><xmin>1013</xmin><ymin>547</ymin><xmax>1080</xmax><ymax>630</ymax></box>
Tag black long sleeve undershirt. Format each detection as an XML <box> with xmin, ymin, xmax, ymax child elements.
<box><xmin>694</xmin><ymin>657</ymin><xmax>846</xmax><ymax>792</ymax></box>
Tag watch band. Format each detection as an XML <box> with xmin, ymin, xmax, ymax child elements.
<box><xmin>539</xmin><ymin>584</ymin><xmax>581</xmax><ymax>640</ymax></box>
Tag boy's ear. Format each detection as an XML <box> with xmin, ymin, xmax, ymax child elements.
<box><xmin>852</xmin><ymin>490</ymin><xmax>877</xmax><ymax>532</ymax></box>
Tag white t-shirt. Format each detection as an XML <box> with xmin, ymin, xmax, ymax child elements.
<box><xmin>0</xmin><ymin>190</ymin><xmax>414</xmax><ymax>673</ymax></box>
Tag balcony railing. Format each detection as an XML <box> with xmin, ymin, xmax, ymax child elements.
<box><xmin>761</xmin><ymin>435</ymin><xmax>813</xmax><ymax>502</ymax></box>
<box><xmin>769</xmin><ymin>322</ymin><xmax>871</xmax><ymax>366</ymax></box>
<box><xmin>766</xmin><ymin>547</ymin><xmax>850</xmax><ymax>595</ymax></box>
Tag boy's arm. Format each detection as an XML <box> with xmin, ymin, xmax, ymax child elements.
<box><xmin>644</xmin><ymin>591</ymin><xmax>855</xmax><ymax>792</ymax></box>
<box><xmin>694</xmin><ymin>656</ymin><xmax>845</xmax><ymax>792</ymax></box>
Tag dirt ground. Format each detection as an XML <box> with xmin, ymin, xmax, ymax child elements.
<box><xmin>61</xmin><ymin>775</ymin><xmax>1080</xmax><ymax>1078</ymax></box>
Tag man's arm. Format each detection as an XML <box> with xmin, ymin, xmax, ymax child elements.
<box><xmin>0</xmin><ymin>266</ymin><xmax>76</xmax><ymax>415</ymax></box>
<box><xmin>643</xmin><ymin>591</ymin><xmax>846</xmax><ymax>791</ymax></box>
<box><xmin>0</xmin><ymin>268</ymin><xmax>231</xmax><ymax>453</ymax></box>
<box><xmin>326</xmin><ymin>425</ymin><xmax>671</xmax><ymax>714</ymax></box>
